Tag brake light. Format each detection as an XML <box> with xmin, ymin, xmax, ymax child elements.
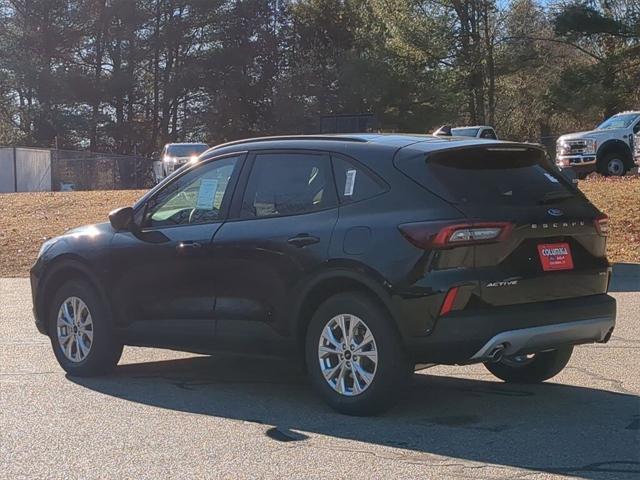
<box><xmin>594</xmin><ymin>214</ymin><xmax>609</xmax><ymax>236</ymax></box>
<box><xmin>399</xmin><ymin>221</ymin><xmax>513</xmax><ymax>249</ymax></box>
<box><xmin>439</xmin><ymin>287</ymin><xmax>459</xmax><ymax>316</ymax></box>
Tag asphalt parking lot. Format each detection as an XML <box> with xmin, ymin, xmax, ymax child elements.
<box><xmin>1</xmin><ymin>275</ymin><xmax>639</xmax><ymax>480</ymax></box>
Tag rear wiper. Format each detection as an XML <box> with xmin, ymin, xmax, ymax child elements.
<box><xmin>537</xmin><ymin>191</ymin><xmax>575</xmax><ymax>205</ymax></box>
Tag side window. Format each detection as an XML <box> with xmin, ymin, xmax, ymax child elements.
<box><xmin>481</xmin><ymin>128</ymin><xmax>497</xmax><ymax>139</ymax></box>
<box><xmin>331</xmin><ymin>156</ymin><xmax>386</xmax><ymax>203</ymax></box>
<box><xmin>143</xmin><ymin>156</ymin><xmax>239</xmax><ymax>227</ymax></box>
<box><xmin>633</xmin><ymin>122</ymin><xmax>640</xmax><ymax>134</ymax></box>
<box><xmin>241</xmin><ymin>153</ymin><xmax>336</xmax><ymax>218</ymax></box>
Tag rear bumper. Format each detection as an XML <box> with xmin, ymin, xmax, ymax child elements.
<box><xmin>404</xmin><ymin>294</ymin><xmax>616</xmax><ymax>364</ymax></box>
<box><xmin>470</xmin><ymin>316</ymin><xmax>614</xmax><ymax>361</ymax></box>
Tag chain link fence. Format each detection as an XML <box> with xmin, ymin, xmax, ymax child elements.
<box><xmin>51</xmin><ymin>150</ymin><xmax>154</xmax><ymax>191</ymax></box>
<box><xmin>1</xmin><ymin>147</ymin><xmax>156</xmax><ymax>192</ymax></box>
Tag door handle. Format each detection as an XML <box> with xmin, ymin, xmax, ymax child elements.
<box><xmin>287</xmin><ymin>234</ymin><xmax>320</xmax><ymax>248</ymax></box>
<box><xmin>176</xmin><ymin>241</ymin><xmax>202</xmax><ymax>255</ymax></box>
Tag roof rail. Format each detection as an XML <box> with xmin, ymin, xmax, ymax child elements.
<box><xmin>213</xmin><ymin>135</ymin><xmax>370</xmax><ymax>149</ymax></box>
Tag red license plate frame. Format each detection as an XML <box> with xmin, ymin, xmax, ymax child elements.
<box><xmin>537</xmin><ymin>243</ymin><xmax>574</xmax><ymax>271</ymax></box>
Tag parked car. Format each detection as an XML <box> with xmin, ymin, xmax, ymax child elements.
<box><xmin>556</xmin><ymin>111</ymin><xmax>640</xmax><ymax>177</ymax></box>
<box><xmin>31</xmin><ymin>134</ymin><xmax>615</xmax><ymax>415</ymax></box>
<box><xmin>153</xmin><ymin>142</ymin><xmax>209</xmax><ymax>183</ymax></box>
<box><xmin>434</xmin><ymin>125</ymin><xmax>498</xmax><ymax>139</ymax></box>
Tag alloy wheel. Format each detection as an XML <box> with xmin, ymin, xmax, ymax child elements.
<box><xmin>318</xmin><ymin>314</ymin><xmax>378</xmax><ymax>396</ymax></box>
<box><xmin>56</xmin><ymin>296</ymin><xmax>94</xmax><ymax>362</ymax></box>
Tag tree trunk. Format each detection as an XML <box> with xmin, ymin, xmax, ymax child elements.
<box><xmin>89</xmin><ymin>0</ymin><xmax>107</xmax><ymax>152</ymax></box>
<box><xmin>151</xmin><ymin>0</ymin><xmax>162</xmax><ymax>151</ymax></box>
<box><xmin>483</xmin><ymin>0</ymin><xmax>496</xmax><ymax>125</ymax></box>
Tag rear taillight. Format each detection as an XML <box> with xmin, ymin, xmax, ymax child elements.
<box><xmin>595</xmin><ymin>214</ymin><xmax>609</xmax><ymax>236</ymax></box>
<box><xmin>399</xmin><ymin>221</ymin><xmax>513</xmax><ymax>249</ymax></box>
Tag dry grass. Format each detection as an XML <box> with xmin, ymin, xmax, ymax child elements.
<box><xmin>1</xmin><ymin>178</ymin><xmax>638</xmax><ymax>277</ymax></box>
<box><xmin>0</xmin><ymin>190</ymin><xmax>144</xmax><ymax>277</ymax></box>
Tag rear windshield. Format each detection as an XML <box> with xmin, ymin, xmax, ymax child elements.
<box><xmin>396</xmin><ymin>146</ymin><xmax>578</xmax><ymax>205</ymax></box>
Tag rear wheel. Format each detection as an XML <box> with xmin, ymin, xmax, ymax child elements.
<box><xmin>305</xmin><ymin>292</ymin><xmax>411</xmax><ymax>416</ymax></box>
<box><xmin>48</xmin><ymin>280</ymin><xmax>123</xmax><ymax>376</ymax></box>
<box><xmin>484</xmin><ymin>346</ymin><xmax>573</xmax><ymax>383</ymax></box>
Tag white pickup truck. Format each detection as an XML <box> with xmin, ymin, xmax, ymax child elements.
<box><xmin>556</xmin><ymin>111</ymin><xmax>640</xmax><ymax>176</ymax></box>
<box><xmin>152</xmin><ymin>142</ymin><xmax>209</xmax><ymax>183</ymax></box>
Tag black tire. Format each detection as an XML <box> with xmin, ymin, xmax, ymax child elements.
<box><xmin>600</xmin><ymin>153</ymin><xmax>627</xmax><ymax>177</ymax></box>
<box><xmin>48</xmin><ymin>279</ymin><xmax>123</xmax><ymax>377</ymax></box>
<box><xmin>484</xmin><ymin>346</ymin><xmax>573</xmax><ymax>384</ymax></box>
<box><xmin>305</xmin><ymin>292</ymin><xmax>412</xmax><ymax>416</ymax></box>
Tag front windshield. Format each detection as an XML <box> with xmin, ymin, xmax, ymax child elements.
<box><xmin>167</xmin><ymin>144</ymin><xmax>208</xmax><ymax>157</ymax></box>
<box><xmin>597</xmin><ymin>113</ymin><xmax>639</xmax><ymax>130</ymax></box>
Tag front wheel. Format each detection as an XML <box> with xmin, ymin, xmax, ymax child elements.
<box><xmin>601</xmin><ymin>153</ymin><xmax>627</xmax><ymax>176</ymax></box>
<box><xmin>48</xmin><ymin>280</ymin><xmax>123</xmax><ymax>377</ymax></box>
<box><xmin>484</xmin><ymin>346</ymin><xmax>573</xmax><ymax>383</ymax></box>
<box><xmin>305</xmin><ymin>292</ymin><xmax>411</xmax><ymax>416</ymax></box>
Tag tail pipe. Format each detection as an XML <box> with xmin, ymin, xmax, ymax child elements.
<box><xmin>487</xmin><ymin>343</ymin><xmax>507</xmax><ymax>363</ymax></box>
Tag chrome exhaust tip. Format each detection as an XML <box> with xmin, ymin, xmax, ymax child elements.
<box><xmin>487</xmin><ymin>344</ymin><xmax>507</xmax><ymax>363</ymax></box>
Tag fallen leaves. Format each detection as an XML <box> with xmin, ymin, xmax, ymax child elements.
<box><xmin>578</xmin><ymin>176</ymin><xmax>640</xmax><ymax>265</ymax></box>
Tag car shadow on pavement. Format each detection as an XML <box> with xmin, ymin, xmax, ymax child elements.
<box><xmin>70</xmin><ymin>353</ymin><xmax>640</xmax><ymax>479</ymax></box>
<box><xmin>610</xmin><ymin>263</ymin><xmax>640</xmax><ymax>292</ymax></box>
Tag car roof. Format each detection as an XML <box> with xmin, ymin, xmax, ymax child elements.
<box><xmin>212</xmin><ymin>133</ymin><xmax>435</xmax><ymax>148</ymax></box>
<box><xmin>206</xmin><ymin>133</ymin><xmax>522</xmax><ymax>156</ymax></box>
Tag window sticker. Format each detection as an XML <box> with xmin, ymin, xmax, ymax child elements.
<box><xmin>344</xmin><ymin>169</ymin><xmax>357</xmax><ymax>196</ymax></box>
<box><xmin>196</xmin><ymin>178</ymin><xmax>219</xmax><ymax>209</ymax></box>
<box><xmin>544</xmin><ymin>173</ymin><xmax>559</xmax><ymax>183</ymax></box>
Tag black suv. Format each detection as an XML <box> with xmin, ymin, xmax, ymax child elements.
<box><xmin>31</xmin><ymin>134</ymin><xmax>616</xmax><ymax>415</ymax></box>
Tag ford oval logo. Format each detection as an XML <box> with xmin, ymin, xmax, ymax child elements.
<box><xmin>548</xmin><ymin>208</ymin><xmax>564</xmax><ymax>217</ymax></box>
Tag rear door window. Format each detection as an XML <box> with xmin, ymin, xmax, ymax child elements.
<box><xmin>396</xmin><ymin>146</ymin><xmax>578</xmax><ymax>206</ymax></box>
<box><xmin>241</xmin><ymin>152</ymin><xmax>337</xmax><ymax>218</ymax></box>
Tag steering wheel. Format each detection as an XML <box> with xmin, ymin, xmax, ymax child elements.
<box><xmin>188</xmin><ymin>207</ymin><xmax>219</xmax><ymax>224</ymax></box>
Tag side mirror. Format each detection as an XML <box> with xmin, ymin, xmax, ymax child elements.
<box><xmin>109</xmin><ymin>206</ymin><xmax>135</xmax><ymax>232</ymax></box>
<box><xmin>559</xmin><ymin>167</ymin><xmax>578</xmax><ymax>184</ymax></box>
